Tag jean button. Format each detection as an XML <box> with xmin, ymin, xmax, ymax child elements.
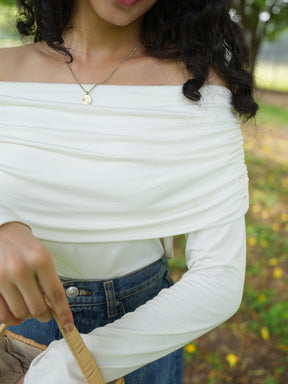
<box><xmin>66</xmin><ymin>286</ymin><xmax>79</xmax><ymax>299</ymax></box>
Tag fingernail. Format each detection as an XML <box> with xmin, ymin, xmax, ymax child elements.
<box><xmin>64</xmin><ymin>322</ymin><xmax>74</xmax><ymax>333</ymax></box>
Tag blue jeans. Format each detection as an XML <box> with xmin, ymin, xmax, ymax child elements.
<box><xmin>8</xmin><ymin>255</ymin><xmax>184</xmax><ymax>384</ymax></box>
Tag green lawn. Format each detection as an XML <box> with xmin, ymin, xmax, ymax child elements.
<box><xmin>256</xmin><ymin>102</ymin><xmax>288</xmax><ymax>128</ymax></box>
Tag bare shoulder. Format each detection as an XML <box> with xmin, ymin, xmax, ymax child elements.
<box><xmin>0</xmin><ymin>43</ymin><xmax>229</xmax><ymax>88</ymax></box>
<box><xmin>152</xmin><ymin>57</ymin><xmax>229</xmax><ymax>88</ymax></box>
<box><xmin>0</xmin><ymin>42</ymin><xmax>53</xmax><ymax>82</ymax></box>
<box><xmin>0</xmin><ymin>45</ymin><xmax>21</xmax><ymax>81</ymax></box>
<box><xmin>0</xmin><ymin>44</ymin><xmax>32</xmax><ymax>81</ymax></box>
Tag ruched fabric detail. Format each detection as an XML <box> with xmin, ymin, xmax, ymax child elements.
<box><xmin>0</xmin><ymin>83</ymin><xmax>248</xmax><ymax>243</ymax></box>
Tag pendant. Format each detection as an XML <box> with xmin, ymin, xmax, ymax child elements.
<box><xmin>81</xmin><ymin>94</ymin><xmax>92</xmax><ymax>105</ymax></box>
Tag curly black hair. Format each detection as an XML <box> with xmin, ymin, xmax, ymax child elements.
<box><xmin>15</xmin><ymin>0</ymin><xmax>259</xmax><ymax>123</ymax></box>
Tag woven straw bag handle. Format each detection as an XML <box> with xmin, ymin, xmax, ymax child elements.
<box><xmin>0</xmin><ymin>322</ymin><xmax>8</xmax><ymax>337</ymax></box>
<box><xmin>0</xmin><ymin>320</ymin><xmax>124</xmax><ymax>384</ymax></box>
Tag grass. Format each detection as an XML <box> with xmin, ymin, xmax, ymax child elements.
<box><xmin>256</xmin><ymin>103</ymin><xmax>288</xmax><ymax>128</ymax></box>
<box><xmin>171</xmin><ymin>100</ymin><xmax>288</xmax><ymax>383</ymax></box>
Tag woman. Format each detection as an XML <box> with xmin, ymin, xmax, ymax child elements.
<box><xmin>0</xmin><ymin>0</ymin><xmax>258</xmax><ymax>383</ymax></box>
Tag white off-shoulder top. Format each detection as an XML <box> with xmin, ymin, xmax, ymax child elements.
<box><xmin>0</xmin><ymin>82</ymin><xmax>248</xmax><ymax>383</ymax></box>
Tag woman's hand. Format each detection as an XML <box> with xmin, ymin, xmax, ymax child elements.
<box><xmin>0</xmin><ymin>222</ymin><xmax>74</xmax><ymax>331</ymax></box>
<box><xmin>16</xmin><ymin>375</ymin><xmax>25</xmax><ymax>384</ymax></box>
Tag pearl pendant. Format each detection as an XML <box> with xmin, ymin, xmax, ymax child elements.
<box><xmin>81</xmin><ymin>94</ymin><xmax>92</xmax><ymax>105</ymax></box>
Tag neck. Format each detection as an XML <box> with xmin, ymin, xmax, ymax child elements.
<box><xmin>63</xmin><ymin>1</ymin><xmax>143</xmax><ymax>64</ymax></box>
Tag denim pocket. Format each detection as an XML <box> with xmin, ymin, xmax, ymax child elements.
<box><xmin>71</xmin><ymin>303</ymin><xmax>119</xmax><ymax>333</ymax></box>
<box><xmin>118</xmin><ymin>270</ymin><xmax>170</xmax><ymax>316</ymax></box>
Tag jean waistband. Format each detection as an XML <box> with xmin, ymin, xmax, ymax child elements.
<box><xmin>60</xmin><ymin>255</ymin><xmax>169</xmax><ymax>306</ymax></box>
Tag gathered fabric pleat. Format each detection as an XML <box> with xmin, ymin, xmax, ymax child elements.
<box><xmin>0</xmin><ymin>83</ymin><xmax>249</xmax><ymax>243</ymax></box>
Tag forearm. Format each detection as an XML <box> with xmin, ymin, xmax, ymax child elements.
<box><xmin>83</xmin><ymin>258</ymin><xmax>245</xmax><ymax>380</ymax></box>
<box><xmin>25</xmin><ymin>217</ymin><xmax>246</xmax><ymax>383</ymax></box>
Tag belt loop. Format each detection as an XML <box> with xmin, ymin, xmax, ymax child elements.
<box><xmin>160</xmin><ymin>238</ymin><xmax>166</xmax><ymax>256</ymax></box>
<box><xmin>103</xmin><ymin>280</ymin><xmax>118</xmax><ymax>319</ymax></box>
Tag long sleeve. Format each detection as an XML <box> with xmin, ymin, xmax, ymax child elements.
<box><xmin>24</xmin><ymin>216</ymin><xmax>247</xmax><ymax>384</ymax></box>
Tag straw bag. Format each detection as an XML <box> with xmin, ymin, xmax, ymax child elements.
<box><xmin>0</xmin><ymin>321</ymin><xmax>124</xmax><ymax>384</ymax></box>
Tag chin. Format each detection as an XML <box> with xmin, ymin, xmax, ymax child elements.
<box><xmin>89</xmin><ymin>0</ymin><xmax>157</xmax><ymax>26</ymax></box>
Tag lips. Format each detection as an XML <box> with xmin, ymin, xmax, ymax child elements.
<box><xmin>114</xmin><ymin>0</ymin><xmax>140</xmax><ymax>6</ymax></box>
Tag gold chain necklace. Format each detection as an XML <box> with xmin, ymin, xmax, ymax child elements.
<box><xmin>64</xmin><ymin>40</ymin><xmax>142</xmax><ymax>105</ymax></box>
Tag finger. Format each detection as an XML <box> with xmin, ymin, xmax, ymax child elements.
<box><xmin>0</xmin><ymin>285</ymin><xmax>30</xmax><ymax>320</ymax></box>
<box><xmin>17</xmin><ymin>274</ymin><xmax>53</xmax><ymax>323</ymax></box>
<box><xmin>0</xmin><ymin>294</ymin><xmax>23</xmax><ymax>326</ymax></box>
<box><xmin>37</xmin><ymin>267</ymin><xmax>74</xmax><ymax>332</ymax></box>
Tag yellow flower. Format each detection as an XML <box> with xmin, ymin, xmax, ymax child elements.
<box><xmin>258</xmin><ymin>294</ymin><xmax>266</xmax><ymax>303</ymax></box>
<box><xmin>273</xmin><ymin>267</ymin><xmax>283</xmax><ymax>279</ymax></box>
<box><xmin>262</xmin><ymin>211</ymin><xmax>269</xmax><ymax>219</ymax></box>
<box><xmin>261</xmin><ymin>327</ymin><xmax>270</xmax><ymax>341</ymax></box>
<box><xmin>260</xmin><ymin>239</ymin><xmax>268</xmax><ymax>248</ymax></box>
<box><xmin>248</xmin><ymin>237</ymin><xmax>257</xmax><ymax>246</ymax></box>
<box><xmin>281</xmin><ymin>214</ymin><xmax>288</xmax><ymax>222</ymax></box>
<box><xmin>244</xmin><ymin>141</ymin><xmax>255</xmax><ymax>150</ymax></box>
<box><xmin>276</xmin><ymin>343</ymin><xmax>288</xmax><ymax>352</ymax></box>
<box><xmin>252</xmin><ymin>205</ymin><xmax>261</xmax><ymax>213</ymax></box>
<box><xmin>185</xmin><ymin>344</ymin><xmax>196</xmax><ymax>354</ymax></box>
<box><xmin>268</xmin><ymin>172</ymin><xmax>274</xmax><ymax>181</ymax></box>
<box><xmin>268</xmin><ymin>258</ymin><xmax>279</xmax><ymax>267</ymax></box>
<box><xmin>272</xmin><ymin>223</ymin><xmax>280</xmax><ymax>232</ymax></box>
<box><xmin>226</xmin><ymin>353</ymin><xmax>238</xmax><ymax>368</ymax></box>
<box><xmin>262</xmin><ymin>145</ymin><xmax>271</xmax><ymax>154</ymax></box>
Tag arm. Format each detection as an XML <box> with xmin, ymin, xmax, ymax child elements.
<box><xmin>24</xmin><ymin>216</ymin><xmax>246</xmax><ymax>383</ymax></box>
